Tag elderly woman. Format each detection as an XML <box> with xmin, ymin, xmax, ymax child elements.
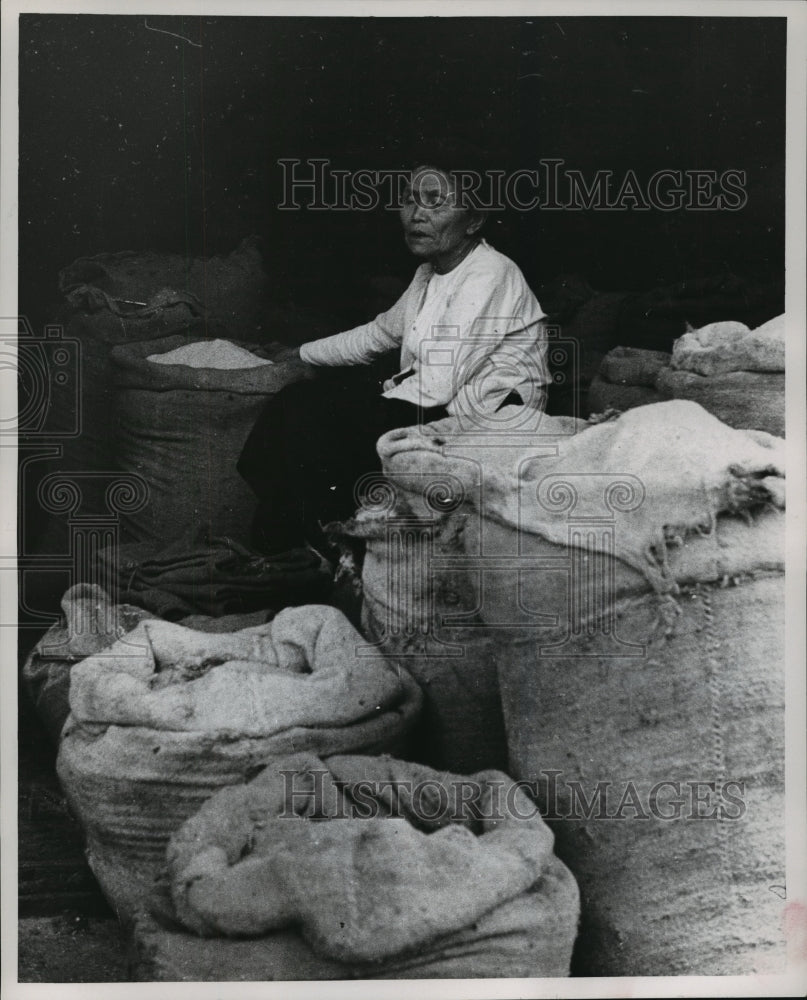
<box><xmin>238</xmin><ymin>160</ymin><xmax>549</xmax><ymax>554</ymax></box>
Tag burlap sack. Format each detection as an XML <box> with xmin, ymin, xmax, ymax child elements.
<box><xmin>21</xmin><ymin>584</ymin><xmax>156</xmax><ymax>744</ymax></box>
<box><xmin>146</xmin><ymin>753</ymin><xmax>579</xmax><ymax>980</ymax></box>
<box><xmin>110</xmin><ymin>333</ymin><xmax>308</xmax><ymax>545</ymax></box>
<box><xmin>587</xmin><ymin>374</ymin><xmax>663</xmax><ymax>415</ymax></box>
<box><xmin>58</xmin><ymin>236</ymin><xmax>268</xmax><ymax>331</ymax></box>
<box><xmin>350</xmin><ymin>507</ymin><xmax>508</xmax><ymax>775</ymax></box>
<box><xmin>56</xmin><ymin>605</ymin><xmax>422</xmax><ymax>920</ymax></box>
<box><xmin>599</xmin><ymin>346</ymin><xmax>672</xmax><ymax>386</ymax></box>
<box><xmin>495</xmin><ymin>571</ymin><xmax>785</xmax><ymax>976</ymax></box>
<box><xmin>374</xmin><ymin>400</ymin><xmax>786</xmax><ymax>975</ymax></box>
<box><xmin>655</xmin><ymin>367</ymin><xmax>785</xmax><ymax>437</ymax></box>
<box><xmin>34</xmin><ymin>237</ymin><xmax>268</xmax><ymax>550</ymax></box>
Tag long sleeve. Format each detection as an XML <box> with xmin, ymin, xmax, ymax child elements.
<box><xmin>299</xmin><ymin>276</ymin><xmax>420</xmax><ymax>366</ymax></box>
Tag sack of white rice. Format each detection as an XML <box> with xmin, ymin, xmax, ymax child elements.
<box><xmin>129</xmin><ymin>753</ymin><xmax>579</xmax><ymax>981</ymax></box>
<box><xmin>28</xmin><ymin>312</ymin><xmax>209</xmax><ymax>575</ymax></box>
<box><xmin>110</xmin><ymin>333</ymin><xmax>306</xmax><ymax>545</ymax></box>
<box><xmin>26</xmin><ymin>240</ymin><xmax>269</xmax><ymax>616</ymax></box>
<box><xmin>56</xmin><ymin>605</ymin><xmax>422</xmax><ymax>920</ymax></box>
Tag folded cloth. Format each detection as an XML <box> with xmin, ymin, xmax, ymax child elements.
<box><xmin>67</xmin><ymin>607</ymin><xmax>418</xmax><ymax>735</ymax></box>
<box><xmin>99</xmin><ymin>528</ymin><xmax>331</xmax><ymax>620</ymax></box>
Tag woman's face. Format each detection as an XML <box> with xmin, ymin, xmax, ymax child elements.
<box><xmin>400</xmin><ymin>166</ymin><xmax>481</xmax><ymax>266</ymax></box>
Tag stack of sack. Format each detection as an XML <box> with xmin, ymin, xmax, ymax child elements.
<box><xmin>656</xmin><ymin>314</ymin><xmax>785</xmax><ymax>435</ymax></box>
<box><xmin>130</xmin><ymin>753</ymin><xmax>580</xmax><ymax>980</ymax></box>
<box><xmin>24</xmin><ymin>241</ymin><xmax>270</xmax><ymax>622</ymax></box>
<box><xmin>587</xmin><ymin>346</ymin><xmax>670</xmax><ymax>413</ymax></box>
<box><xmin>372</xmin><ymin>400</ymin><xmax>786</xmax><ymax>976</ymax></box>
<box><xmin>538</xmin><ymin>272</ymin><xmax>784</xmax><ymax>423</ymax></box>
<box><xmin>56</xmin><ymin>604</ymin><xmax>422</xmax><ymax>920</ymax></box>
<box><xmin>31</xmin><ymin>240</ymin><xmax>267</xmax><ymax>548</ymax></box>
<box><xmin>586</xmin><ymin>315</ymin><xmax>785</xmax><ymax>436</ymax></box>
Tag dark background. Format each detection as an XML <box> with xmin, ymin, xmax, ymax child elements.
<box><xmin>19</xmin><ymin>14</ymin><xmax>786</xmax><ymax>334</ymax></box>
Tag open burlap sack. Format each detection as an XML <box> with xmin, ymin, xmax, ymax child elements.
<box><xmin>110</xmin><ymin>333</ymin><xmax>311</xmax><ymax>546</ymax></box>
<box><xmin>31</xmin><ymin>237</ymin><xmax>268</xmax><ymax>559</ymax></box>
<box><xmin>56</xmin><ymin>605</ymin><xmax>421</xmax><ymax>920</ymax></box>
<box><xmin>146</xmin><ymin>753</ymin><xmax>579</xmax><ymax>980</ymax></box>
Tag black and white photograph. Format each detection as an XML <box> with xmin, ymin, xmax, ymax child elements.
<box><xmin>2</xmin><ymin>1</ymin><xmax>806</xmax><ymax>996</ymax></box>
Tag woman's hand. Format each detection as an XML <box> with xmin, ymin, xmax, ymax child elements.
<box><xmin>272</xmin><ymin>344</ymin><xmax>321</xmax><ymax>382</ymax></box>
<box><xmin>269</xmin><ymin>344</ymin><xmax>302</xmax><ymax>363</ymax></box>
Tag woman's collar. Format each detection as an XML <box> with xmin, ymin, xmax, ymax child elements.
<box><xmin>428</xmin><ymin>238</ymin><xmax>486</xmax><ymax>277</ymax></box>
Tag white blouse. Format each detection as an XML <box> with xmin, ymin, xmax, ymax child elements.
<box><xmin>299</xmin><ymin>240</ymin><xmax>549</xmax><ymax>416</ymax></box>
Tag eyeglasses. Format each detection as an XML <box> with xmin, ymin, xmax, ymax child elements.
<box><xmin>401</xmin><ymin>186</ymin><xmax>459</xmax><ymax>210</ymax></box>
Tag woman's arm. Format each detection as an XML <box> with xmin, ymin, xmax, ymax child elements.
<box><xmin>298</xmin><ymin>279</ymin><xmax>416</xmax><ymax>366</ymax></box>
